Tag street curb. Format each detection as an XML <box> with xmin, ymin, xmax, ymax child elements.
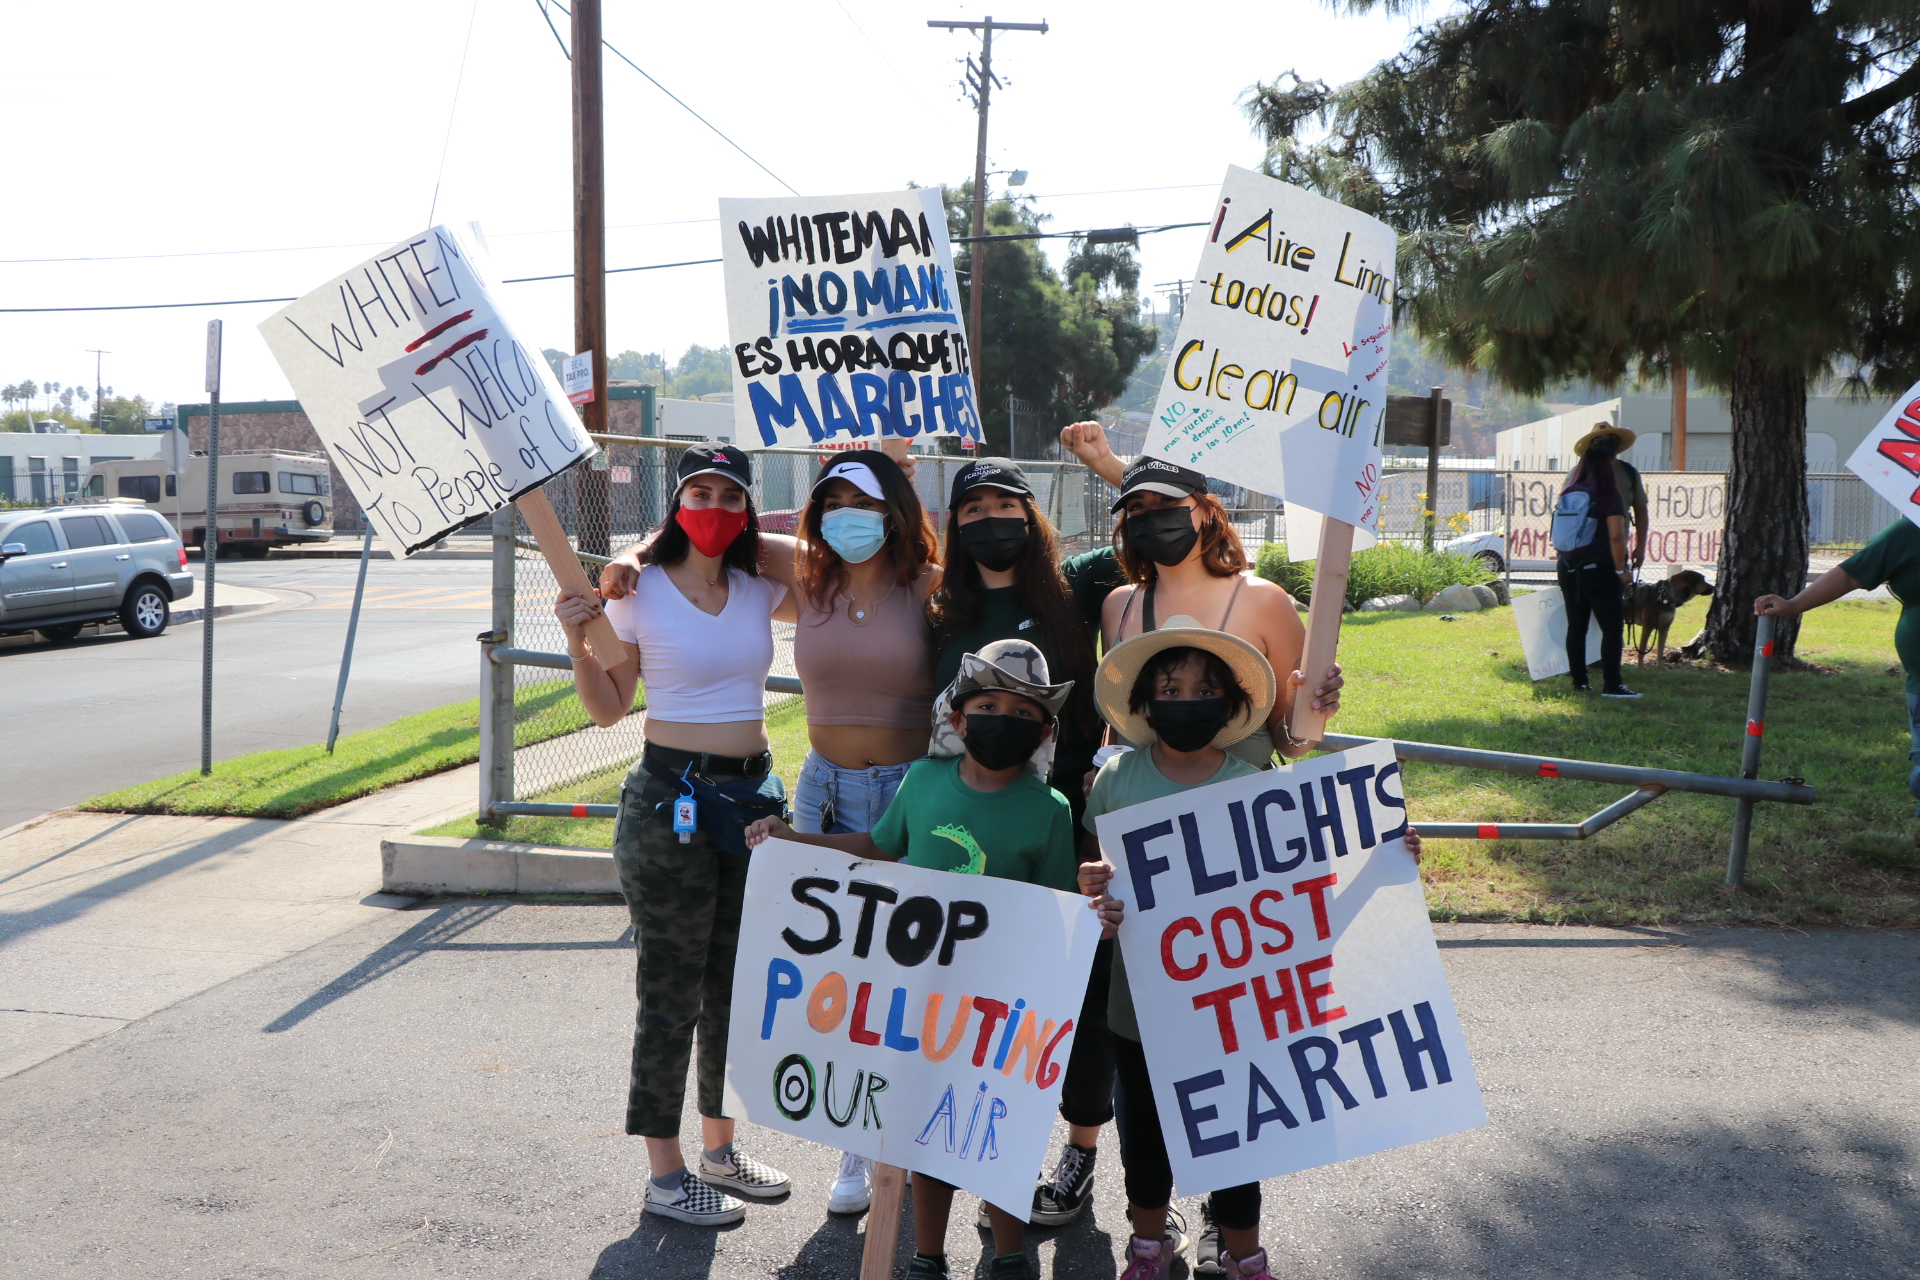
<box><xmin>380</xmin><ymin>834</ymin><xmax>618</xmax><ymax>895</ymax></box>
<box><xmin>167</xmin><ymin>598</ymin><xmax>275</xmax><ymax>625</ymax></box>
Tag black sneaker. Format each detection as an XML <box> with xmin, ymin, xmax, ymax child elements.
<box><xmin>905</xmin><ymin>1255</ymin><xmax>952</xmax><ymax>1280</ymax></box>
<box><xmin>1194</xmin><ymin>1200</ymin><xmax>1223</xmax><ymax>1275</ymax></box>
<box><xmin>1029</xmin><ymin>1142</ymin><xmax>1097</xmax><ymax>1226</ymax></box>
<box><xmin>989</xmin><ymin>1253</ymin><xmax>1031</xmax><ymax>1280</ymax></box>
<box><xmin>1600</xmin><ymin>684</ymin><xmax>1642</xmax><ymax>699</ymax></box>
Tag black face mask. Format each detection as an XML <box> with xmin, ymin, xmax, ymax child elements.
<box><xmin>1146</xmin><ymin>698</ymin><xmax>1233</xmax><ymax>752</ymax></box>
<box><xmin>962</xmin><ymin>713</ymin><xmax>1049</xmax><ymax>771</ymax></box>
<box><xmin>1125</xmin><ymin>505</ymin><xmax>1199</xmax><ymax>567</ymax></box>
<box><xmin>958</xmin><ymin>515</ymin><xmax>1030</xmax><ymax>573</ymax></box>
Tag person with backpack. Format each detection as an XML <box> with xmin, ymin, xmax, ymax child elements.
<box><xmin>1551</xmin><ymin>433</ymin><xmax>1638</xmax><ymax>698</ymax></box>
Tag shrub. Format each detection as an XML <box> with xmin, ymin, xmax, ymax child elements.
<box><xmin>1253</xmin><ymin>540</ymin><xmax>1495</xmax><ymax>606</ymax></box>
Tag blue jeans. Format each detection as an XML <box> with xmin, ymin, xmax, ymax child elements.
<box><xmin>793</xmin><ymin>750</ymin><xmax>917</xmax><ymax>835</ymax></box>
<box><xmin>1906</xmin><ymin>692</ymin><xmax>1920</xmax><ymax>815</ymax></box>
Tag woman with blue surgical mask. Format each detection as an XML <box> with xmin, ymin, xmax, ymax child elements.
<box><xmin>789</xmin><ymin>449</ymin><xmax>942</xmax><ymax>1214</ymax></box>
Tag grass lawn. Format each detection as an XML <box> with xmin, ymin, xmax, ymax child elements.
<box><xmin>426</xmin><ymin>599</ymin><xmax>1920</xmax><ymax>929</ymax></box>
<box><xmin>81</xmin><ymin>678</ymin><xmax>596</xmax><ymax>820</ymax></box>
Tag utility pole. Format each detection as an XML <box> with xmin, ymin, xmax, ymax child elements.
<box><xmin>201</xmin><ymin>321</ymin><xmax>222</xmax><ymax>776</ymax></box>
<box><xmin>928</xmin><ymin>15</ymin><xmax>1047</xmax><ymax>414</ymax></box>
<box><xmin>86</xmin><ymin>349</ymin><xmax>109</xmax><ymax>431</ymax></box>
<box><xmin>572</xmin><ymin>0</ymin><xmax>611</xmax><ymax>560</ymax></box>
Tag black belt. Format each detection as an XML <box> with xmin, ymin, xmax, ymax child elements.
<box><xmin>643</xmin><ymin>741</ymin><xmax>771</xmax><ymax>780</ymax></box>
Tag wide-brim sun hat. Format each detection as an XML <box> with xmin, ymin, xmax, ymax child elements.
<box><xmin>1573</xmin><ymin>423</ymin><xmax>1636</xmax><ymax>456</ymax></box>
<box><xmin>1094</xmin><ymin>616</ymin><xmax>1277</xmax><ymax>749</ymax></box>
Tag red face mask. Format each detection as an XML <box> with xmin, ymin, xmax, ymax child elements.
<box><xmin>676</xmin><ymin>505</ymin><xmax>750</xmax><ymax>558</ymax></box>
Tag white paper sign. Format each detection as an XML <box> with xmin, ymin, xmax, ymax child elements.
<box><xmin>1512</xmin><ymin>585</ymin><xmax>1606</xmax><ymax>681</ymax></box>
<box><xmin>725</xmin><ymin>840</ymin><xmax>1100</xmax><ymax>1214</ymax></box>
<box><xmin>562</xmin><ymin>350</ymin><xmax>594</xmax><ymax>405</ymax></box>
<box><xmin>259</xmin><ymin>225</ymin><xmax>595</xmax><ymax>556</ymax></box>
<box><xmin>1093</xmin><ymin>741</ymin><xmax>1485</xmax><ymax>1196</ymax></box>
<box><xmin>721</xmin><ymin>188</ymin><xmax>983</xmax><ymax>448</ymax></box>
<box><xmin>1144</xmin><ymin>166</ymin><xmax>1395</xmax><ymax>543</ymax></box>
<box><xmin>1844</xmin><ymin>381</ymin><xmax>1920</xmax><ymax>530</ymax></box>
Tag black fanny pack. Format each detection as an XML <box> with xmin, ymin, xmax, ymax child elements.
<box><xmin>643</xmin><ymin>751</ymin><xmax>789</xmax><ymax>859</ymax></box>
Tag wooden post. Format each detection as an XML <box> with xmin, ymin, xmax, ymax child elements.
<box><xmin>519</xmin><ymin>487</ymin><xmax>626</xmax><ymax>666</ymax></box>
<box><xmin>1288</xmin><ymin>517</ymin><xmax>1354</xmax><ymax>746</ymax></box>
<box><xmin>1671</xmin><ymin>358</ymin><xmax>1688</xmax><ymax>471</ymax></box>
<box><xmin>572</xmin><ymin>0</ymin><xmax>611</xmax><ymax>560</ymax></box>
<box><xmin>858</xmin><ymin>1163</ymin><xmax>909</xmax><ymax>1280</ymax></box>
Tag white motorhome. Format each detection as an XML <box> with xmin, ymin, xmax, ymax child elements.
<box><xmin>83</xmin><ymin>450</ymin><xmax>334</xmax><ymax>558</ymax></box>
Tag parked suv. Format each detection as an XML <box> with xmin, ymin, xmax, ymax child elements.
<box><xmin>0</xmin><ymin>500</ymin><xmax>197</xmax><ymax>643</ymax></box>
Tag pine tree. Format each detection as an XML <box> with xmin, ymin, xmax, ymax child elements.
<box><xmin>1248</xmin><ymin>2</ymin><xmax>1920</xmax><ymax>661</ymax></box>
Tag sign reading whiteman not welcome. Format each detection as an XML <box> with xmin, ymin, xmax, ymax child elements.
<box><xmin>260</xmin><ymin>225</ymin><xmax>594</xmax><ymax>556</ymax></box>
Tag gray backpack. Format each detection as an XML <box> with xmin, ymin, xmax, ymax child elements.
<box><xmin>1550</xmin><ymin>487</ymin><xmax>1598</xmax><ymax>554</ymax></box>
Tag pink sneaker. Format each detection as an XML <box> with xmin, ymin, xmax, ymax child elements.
<box><xmin>1120</xmin><ymin>1234</ymin><xmax>1172</xmax><ymax>1280</ymax></box>
<box><xmin>1225</xmin><ymin>1249</ymin><xmax>1275</xmax><ymax>1280</ymax></box>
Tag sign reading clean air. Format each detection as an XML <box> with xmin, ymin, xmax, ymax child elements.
<box><xmin>725</xmin><ymin>840</ymin><xmax>1099</xmax><ymax>1215</ymax></box>
<box><xmin>721</xmin><ymin>188</ymin><xmax>983</xmax><ymax>448</ymax></box>
<box><xmin>259</xmin><ymin>224</ymin><xmax>595</xmax><ymax>556</ymax></box>
<box><xmin>1145</xmin><ymin>165</ymin><xmax>1395</xmax><ymax>541</ymax></box>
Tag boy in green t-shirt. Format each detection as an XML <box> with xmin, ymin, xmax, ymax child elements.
<box><xmin>745</xmin><ymin>639</ymin><xmax>1079</xmax><ymax>1280</ymax></box>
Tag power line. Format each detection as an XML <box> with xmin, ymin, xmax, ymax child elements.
<box><xmin>426</xmin><ymin>0</ymin><xmax>484</xmax><ymax>226</ymax></box>
<box><xmin>537</xmin><ymin>0</ymin><xmax>799</xmax><ymax>196</ymax></box>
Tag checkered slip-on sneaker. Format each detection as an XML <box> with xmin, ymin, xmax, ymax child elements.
<box><xmin>644</xmin><ymin>1170</ymin><xmax>746</xmax><ymax>1226</ymax></box>
<box><xmin>697</xmin><ymin>1146</ymin><xmax>791</xmax><ymax>1199</ymax></box>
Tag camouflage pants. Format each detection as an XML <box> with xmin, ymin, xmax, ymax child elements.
<box><xmin>613</xmin><ymin>760</ymin><xmax>752</xmax><ymax>1138</ymax></box>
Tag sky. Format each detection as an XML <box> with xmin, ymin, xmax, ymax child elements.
<box><xmin>0</xmin><ymin>0</ymin><xmax>1428</xmax><ymax>414</ymax></box>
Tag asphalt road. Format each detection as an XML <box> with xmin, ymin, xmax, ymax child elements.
<box><xmin>0</xmin><ymin>559</ymin><xmax>495</xmax><ymax>830</ymax></box>
<box><xmin>2</xmin><ymin>912</ymin><xmax>1914</xmax><ymax>1279</ymax></box>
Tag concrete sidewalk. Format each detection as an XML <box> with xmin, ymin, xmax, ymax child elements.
<box><xmin>0</xmin><ymin>764</ymin><xmax>479</xmax><ymax>1078</ymax></box>
<box><xmin>2</xmin><ymin>906</ymin><xmax>1915</xmax><ymax>1278</ymax></box>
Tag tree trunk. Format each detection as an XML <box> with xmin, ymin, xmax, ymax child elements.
<box><xmin>1699</xmin><ymin>351</ymin><xmax>1808</xmax><ymax>662</ymax></box>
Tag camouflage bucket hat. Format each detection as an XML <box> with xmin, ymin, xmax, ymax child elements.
<box><xmin>943</xmin><ymin>638</ymin><xmax>1074</xmax><ymax>722</ymax></box>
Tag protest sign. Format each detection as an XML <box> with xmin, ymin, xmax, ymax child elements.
<box><xmin>725</xmin><ymin>839</ymin><xmax>1100</xmax><ymax>1214</ymax></box>
<box><xmin>259</xmin><ymin>225</ymin><xmax>596</xmax><ymax>556</ymax></box>
<box><xmin>1093</xmin><ymin>741</ymin><xmax>1485</xmax><ymax>1196</ymax></box>
<box><xmin>1143</xmin><ymin>165</ymin><xmax>1394</xmax><ymax>540</ymax></box>
<box><xmin>1507</xmin><ymin>471</ymin><xmax>1725</xmax><ymax>568</ymax></box>
<box><xmin>721</xmin><ymin>189</ymin><xmax>983</xmax><ymax>449</ymax></box>
<box><xmin>1844</xmin><ymin>380</ymin><xmax>1920</xmax><ymax>530</ymax></box>
<box><xmin>1512</xmin><ymin>584</ymin><xmax>1605</xmax><ymax>681</ymax></box>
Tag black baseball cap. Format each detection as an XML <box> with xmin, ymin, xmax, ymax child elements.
<box><xmin>676</xmin><ymin>442</ymin><xmax>752</xmax><ymax>489</ymax></box>
<box><xmin>1110</xmin><ymin>455</ymin><xmax>1207</xmax><ymax>510</ymax></box>
<box><xmin>948</xmin><ymin>456</ymin><xmax>1032</xmax><ymax>508</ymax></box>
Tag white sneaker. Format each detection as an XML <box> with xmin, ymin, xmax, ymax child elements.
<box><xmin>827</xmin><ymin>1150</ymin><xmax>874</xmax><ymax>1215</ymax></box>
<box><xmin>645</xmin><ymin>1169</ymin><xmax>747</xmax><ymax>1226</ymax></box>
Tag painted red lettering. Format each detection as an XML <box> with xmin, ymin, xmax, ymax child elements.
<box><xmin>1297</xmin><ymin>955</ymin><xmax>1347</xmax><ymax>1026</ymax></box>
<box><xmin>1291</xmin><ymin>873</ymin><xmax>1338</xmax><ymax>941</ymax></box>
<box><xmin>1161</xmin><ymin>917</ymin><xmax>1208</xmax><ymax>981</ymax></box>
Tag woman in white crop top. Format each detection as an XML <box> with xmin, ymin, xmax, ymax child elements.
<box><xmin>553</xmin><ymin>444</ymin><xmax>797</xmax><ymax>1229</ymax></box>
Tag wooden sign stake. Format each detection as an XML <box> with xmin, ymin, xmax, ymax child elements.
<box><xmin>858</xmin><ymin>1163</ymin><xmax>908</xmax><ymax>1280</ymax></box>
<box><xmin>516</xmin><ymin>486</ymin><xmax>628</xmax><ymax>669</ymax></box>
<box><xmin>1289</xmin><ymin>517</ymin><xmax>1354</xmax><ymax>746</ymax></box>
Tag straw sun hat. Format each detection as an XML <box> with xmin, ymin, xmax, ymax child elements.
<box><xmin>1573</xmin><ymin>422</ymin><xmax>1636</xmax><ymax>455</ymax></box>
<box><xmin>1094</xmin><ymin>616</ymin><xmax>1277</xmax><ymax>749</ymax></box>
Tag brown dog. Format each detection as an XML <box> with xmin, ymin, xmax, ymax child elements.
<box><xmin>1625</xmin><ymin>570</ymin><xmax>1714</xmax><ymax>664</ymax></box>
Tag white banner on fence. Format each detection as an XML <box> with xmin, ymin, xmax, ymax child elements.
<box><xmin>1512</xmin><ymin>584</ymin><xmax>1605</xmax><ymax>681</ymax></box>
<box><xmin>721</xmin><ymin>188</ymin><xmax>982</xmax><ymax>449</ymax></box>
<box><xmin>1093</xmin><ymin>741</ymin><xmax>1485</xmax><ymax>1196</ymax></box>
<box><xmin>1506</xmin><ymin>471</ymin><xmax>1725</xmax><ymax>568</ymax></box>
<box><xmin>1845</xmin><ymin>381</ymin><xmax>1920</xmax><ymax>531</ymax></box>
<box><xmin>725</xmin><ymin>840</ymin><xmax>1101</xmax><ymax>1215</ymax></box>
<box><xmin>1144</xmin><ymin>166</ymin><xmax>1394</xmax><ymax>544</ymax></box>
<box><xmin>259</xmin><ymin>224</ymin><xmax>594</xmax><ymax>556</ymax></box>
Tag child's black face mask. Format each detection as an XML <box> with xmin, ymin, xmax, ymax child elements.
<box><xmin>962</xmin><ymin>713</ymin><xmax>1047</xmax><ymax>770</ymax></box>
<box><xmin>1146</xmin><ymin>698</ymin><xmax>1232</xmax><ymax>752</ymax></box>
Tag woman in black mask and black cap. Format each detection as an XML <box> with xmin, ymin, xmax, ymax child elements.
<box><xmin>1102</xmin><ymin>455</ymin><xmax>1343</xmax><ymax>768</ymax></box>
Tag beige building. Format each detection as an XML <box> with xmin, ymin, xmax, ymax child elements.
<box><xmin>1496</xmin><ymin>392</ymin><xmax>1895</xmax><ymax>475</ymax></box>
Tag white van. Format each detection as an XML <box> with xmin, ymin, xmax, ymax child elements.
<box><xmin>83</xmin><ymin>451</ymin><xmax>334</xmax><ymax>558</ymax></box>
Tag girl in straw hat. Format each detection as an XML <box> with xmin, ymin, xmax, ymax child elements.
<box><xmin>1076</xmin><ymin>623</ymin><xmax>1421</xmax><ymax>1280</ymax></box>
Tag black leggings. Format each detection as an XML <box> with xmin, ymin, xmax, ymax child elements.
<box><xmin>1112</xmin><ymin>1033</ymin><xmax>1260</xmax><ymax>1231</ymax></box>
<box><xmin>1559</xmin><ymin>562</ymin><xmax>1624</xmax><ymax>689</ymax></box>
<box><xmin>1057</xmin><ymin>937</ymin><xmax>1116</xmax><ymax>1127</ymax></box>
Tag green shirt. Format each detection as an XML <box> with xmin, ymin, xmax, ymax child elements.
<box><xmin>872</xmin><ymin>756</ymin><xmax>1080</xmax><ymax>892</ymax></box>
<box><xmin>1082</xmin><ymin>746</ymin><xmax>1265</xmax><ymax>1041</ymax></box>
<box><xmin>1062</xmin><ymin>545</ymin><xmax>1129</xmax><ymax>627</ymax></box>
<box><xmin>1841</xmin><ymin>519</ymin><xmax>1920</xmax><ymax>694</ymax></box>
<box><xmin>1615</xmin><ymin>460</ymin><xmax>1647</xmax><ymax>514</ymax></box>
